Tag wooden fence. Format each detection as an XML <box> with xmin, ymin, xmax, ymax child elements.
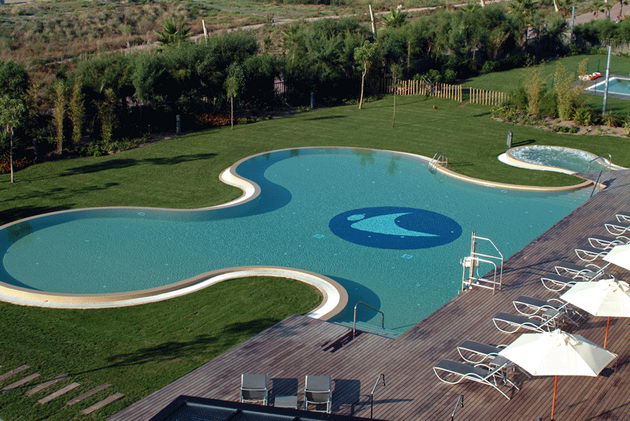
<box><xmin>379</xmin><ymin>79</ymin><xmax>508</xmax><ymax>106</ymax></box>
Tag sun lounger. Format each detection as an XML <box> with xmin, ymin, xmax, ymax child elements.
<box><xmin>240</xmin><ymin>374</ymin><xmax>269</xmax><ymax>406</ymax></box>
<box><xmin>492</xmin><ymin>311</ymin><xmax>563</xmax><ymax>334</ymax></box>
<box><xmin>616</xmin><ymin>213</ymin><xmax>630</xmax><ymax>224</ymax></box>
<box><xmin>554</xmin><ymin>261</ymin><xmax>608</xmax><ymax>280</ymax></box>
<box><xmin>541</xmin><ymin>273</ymin><xmax>585</xmax><ymax>292</ymax></box>
<box><xmin>588</xmin><ymin>235</ymin><xmax>629</xmax><ymax>250</ymax></box>
<box><xmin>575</xmin><ymin>245</ymin><xmax>609</xmax><ymax>262</ymax></box>
<box><xmin>304</xmin><ymin>375</ymin><xmax>333</xmax><ymax>413</ymax></box>
<box><xmin>433</xmin><ymin>360</ymin><xmax>517</xmax><ymax>400</ymax></box>
<box><xmin>456</xmin><ymin>340</ymin><xmax>507</xmax><ymax>364</ymax></box>
<box><xmin>605</xmin><ymin>221</ymin><xmax>630</xmax><ymax>236</ymax></box>
<box><xmin>512</xmin><ymin>296</ymin><xmax>584</xmax><ymax>326</ymax></box>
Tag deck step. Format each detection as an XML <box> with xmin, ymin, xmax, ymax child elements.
<box><xmin>81</xmin><ymin>393</ymin><xmax>124</xmax><ymax>415</ymax></box>
<box><xmin>25</xmin><ymin>374</ymin><xmax>68</xmax><ymax>396</ymax></box>
<box><xmin>0</xmin><ymin>365</ymin><xmax>30</xmax><ymax>383</ymax></box>
<box><xmin>37</xmin><ymin>382</ymin><xmax>80</xmax><ymax>405</ymax></box>
<box><xmin>66</xmin><ymin>384</ymin><xmax>111</xmax><ymax>406</ymax></box>
<box><xmin>2</xmin><ymin>373</ymin><xmax>41</xmax><ymax>391</ymax></box>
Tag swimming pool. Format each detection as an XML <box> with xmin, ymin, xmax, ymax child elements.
<box><xmin>586</xmin><ymin>77</ymin><xmax>630</xmax><ymax>97</ymax></box>
<box><xmin>502</xmin><ymin>145</ymin><xmax>624</xmax><ymax>174</ymax></box>
<box><xmin>0</xmin><ymin>148</ymin><xmax>589</xmax><ymax>333</ymax></box>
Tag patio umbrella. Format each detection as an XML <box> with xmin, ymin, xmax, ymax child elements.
<box><xmin>498</xmin><ymin>329</ymin><xmax>617</xmax><ymax>420</ymax></box>
<box><xmin>560</xmin><ymin>278</ymin><xmax>630</xmax><ymax>348</ymax></box>
<box><xmin>603</xmin><ymin>244</ymin><xmax>630</xmax><ymax>271</ymax></box>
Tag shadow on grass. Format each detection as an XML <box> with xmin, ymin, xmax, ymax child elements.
<box><xmin>62</xmin><ymin>153</ymin><xmax>217</xmax><ymax>176</ymax></box>
<box><xmin>0</xmin><ymin>205</ymin><xmax>73</xmax><ymax>226</ymax></box>
<box><xmin>472</xmin><ymin>111</ymin><xmax>491</xmax><ymax>117</ymax></box>
<box><xmin>304</xmin><ymin>115</ymin><xmax>347</xmax><ymax>121</ymax></box>
<box><xmin>512</xmin><ymin>139</ymin><xmax>536</xmax><ymax>147</ymax></box>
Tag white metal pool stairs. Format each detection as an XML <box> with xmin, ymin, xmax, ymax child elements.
<box><xmin>461</xmin><ymin>232</ymin><xmax>504</xmax><ymax>294</ymax></box>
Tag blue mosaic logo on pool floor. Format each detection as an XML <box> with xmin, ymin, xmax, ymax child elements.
<box><xmin>329</xmin><ymin>206</ymin><xmax>462</xmax><ymax>249</ymax></box>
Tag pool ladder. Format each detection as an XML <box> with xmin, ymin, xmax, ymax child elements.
<box><xmin>461</xmin><ymin>232</ymin><xmax>504</xmax><ymax>295</ymax></box>
<box><xmin>429</xmin><ymin>152</ymin><xmax>448</xmax><ymax>173</ymax></box>
<box><xmin>589</xmin><ymin>154</ymin><xmax>612</xmax><ymax>197</ymax></box>
<box><xmin>352</xmin><ymin>301</ymin><xmax>385</xmax><ymax>338</ymax></box>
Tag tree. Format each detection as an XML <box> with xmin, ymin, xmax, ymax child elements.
<box><xmin>97</xmin><ymin>88</ymin><xmax>116</xmax><ymax>146</ymax></box>
<box><xmin>157</xmin><ymin>17</ymin><xmax>191</xmax><ymax>46</ymax></box>
<box><xmin>53</xmin><ymin>81</ymin><xmax>66</xmax><ymax>154</ymax></box>
<box><xmin>354</xmin><ymin>41</ymin><xmax>380</xmax><ymax>109</ymax></box>
<box><xmin>69</xmin><ymin>78</ymin><xmax>84</xmax><ymax>146</ymax></box>
<box><xmin>554</xmin><ymin>63</ymin><xmax>580</xmax><ymax>120</ymax></box>
<box><xmin>0</xmin><ymin>95</ymin><xmax>26</xmax><ymax>183</ymax></box>
<box><xmin>0</xmin><ymin>61</ymin><xmax>29</xmax><ymax>98</ymax></box>
<box><xmin>524</xmin><ymin>65</ymin><xmax>545</xmax><ymax>115</ymax></box>
<box><xmin>390</xmin><ymin>63</ymin><xmax>402</xmax><ymax>128</ymax></box>
<box><xmin>383</xmin><ymin>6</ymin><xmax>408</xmax><ymax>28</ymax></box>
<box><xmin>225</xmin><ymin>63</ymin><xmax>245</xmax><ymax>129</ymax></box>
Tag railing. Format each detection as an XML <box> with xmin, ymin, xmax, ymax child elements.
<box><xmin>450</xmin><ymin>394</ymin><xmax>464</xmax><ymax>421</ymax></box>
<box><xmin>461</xmin><ymin>232</ymin><xmax>504</xmax><ymax>294</ymax></box>
<box><xmin>353</xmin><ymin>302</ymin><xmax>385</xmax><ymax>338</ymax></box>
<box><xmin>589</xmin><ymin>154</ymin><xmax>612</xmax><ymax>197</ymax></box>
<box><xmin>369</xmin><ymin>373</ymin><xmax>386</xmax><ymax>419</ymax></box>
<box><xmin>429</xmin><ymin>152</ymin><xmax>448</xmax><ymax>172</ymax></box>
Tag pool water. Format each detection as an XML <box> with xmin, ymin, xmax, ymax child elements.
<box><xmin>508</xmin><ymin>146</ymin><xmax>617</xmax><ymax>173</ymax></box>
<box><xmin>587</xmin><ymin>77</ymin><xmax>630</xmax><ymax>96</ymax></box>
<box><xmin>0</xmin><ymin>148</ymin><xmax>589</xmax><ymax>333</ymax></box>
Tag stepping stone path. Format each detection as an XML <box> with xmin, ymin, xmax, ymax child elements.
<box><xmin>0</xmin><ymin>364</ymin><xmax>125</xmax><ymax>415</ymax></box>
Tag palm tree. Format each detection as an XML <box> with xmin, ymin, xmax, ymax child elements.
<box><xmin>0</xmin><ymin>95</ymin><xmax>26</xmax><ymax>183</ymax></box>
<box><xmin>383</xmin><ymin>6</ymin><xmax>407</xmax><ymax>28</ymax></box>
<box><xmin>157</xmin><ymin>17</ymin><xmax>191</xmax><ymax>46</ymax></box>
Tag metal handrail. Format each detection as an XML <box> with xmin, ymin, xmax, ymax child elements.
<box><xmin>369</xmin><ymin>373</ymin><xmax>386</xmax><ymax>419</ymax></box>
<box><xmin>353</xmin><ymin>302</ymin><xmax>385</xmax><ymax>338</ymax></box>
<box><xmin>450</xmin><ymin>394</ymin><xmax>464</xmax><ymax>420</ymax></box>
<box><xmin>430</xmin><ymin>152</ymin><xmax>448</xmax><ymax>169</ymax></box>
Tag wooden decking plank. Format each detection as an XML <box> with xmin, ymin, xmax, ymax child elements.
<box><xmin>80</xmin><ymin>392</ymin><xmax>124</xmax><ymax>415</ymax></box>
<box><xmin>36</xmin><ymin>382</ymin><xmax>80</xmax><ymax>405</ymax></box>
<box><xmin>110</xmin><ymin>171</ymin><xmax>630</xmax><ymax>421</ymax></box>
<box><xmin>25</xmin><ymin>374</ymin><xmax>68</xmax><ymax>396</ymax></box>
<box><xmin>66</xmin><ymin>383</ymin><xmax>111</xmax><ymax>406</ymax></box>
<box><xmin>2</xmin><ymin>373</ymin><xmax>40</xmax><ymax>392</ymax></box>
<box><xmin>0</xmin><ymin>365</ymin><xmax>29</xmax><ymax>383</ymax></box>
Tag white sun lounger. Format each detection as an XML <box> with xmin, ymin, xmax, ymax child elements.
<box><xmin>588</xmin><ymin>235</ymin><xmax>629</xmax><ymax>250</ymax></box>
<box><xmin>541</xmin><ymin>273</ymin><xmax>585</xmax><ymax>292</ymax></box>
<box><xmin>575</xmin><ymin>245</ymin><xmax>610</xmax><ymax>262</ymax></box>
<box><xmin>492</xmin><ymin>311</ymin><xmax>564</xmax><ymax>334</ymax></box>
<box><xmin>616</xmin><ymin>213</ymin><xmax>630</xmax><ymax>224</ymax></box>
<box><xmin>605</xmin><ymin>221</ymin><xmax>630</xmax><ymax>236</ymax></box>
<box><xmin>456</xmin><ymin>340</ymin><xmax>507</xmax><ymax>364</ymax></box>
<box><xmin>433</xmin><ymin>360</ymin><xmax>517</xmax><ymax>400</ymax></box>
<box><xmin>553</xmin><ymin>261</ymin><xmax>608</xmax><ymax>280</ymax></box>
<box><xmin>512</xmin><ymin>296</ymin><xmax>584</xmax><ymax>326</ymax></box>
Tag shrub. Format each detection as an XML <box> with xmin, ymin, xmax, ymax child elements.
<box><xmin>573</xmin><ymin>107</ymin><xmax>595</xmax><ymax>126</ymax></box>
<box><xmin>481</xmin><ymin>61</ymin><xmax>498</xmax><ymax>74</ymax></box>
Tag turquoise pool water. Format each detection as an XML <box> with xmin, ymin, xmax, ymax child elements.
<box><xmin>588</xmin><ymin>77</ymin><xmax>630</xmax><ymax>96</ymax></box>
<box><xmin>0</xmin><ymin>148</ymin><xmax>589</xmax><ymax>332</ymax></box>
<box><xmin>508</xmin><ymin>146</ymin><xmax>617</xmax><ymax>173</ymax></box>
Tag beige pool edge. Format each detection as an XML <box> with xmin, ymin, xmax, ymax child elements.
<box><xmin>0</xmin><ymin>146</ymin><xmax>594</xmax><ymax>311</ymax></box>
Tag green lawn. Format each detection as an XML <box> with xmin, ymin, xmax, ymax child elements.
<box><xmin>466</xmin><ymin>54</ymin><xmax>630</xmax><ymax>115</ymax></box>
<box><xmin>2</xmin><ymin>95</ymin><xmax>629</xmax><ymax>227</ymax></box>
<box><xmin>0</xmin><ymin>277</ymin><xmax>320</xmax><ymax>420</ymax></box>
<box><xmin>1</xmin><ymin>95</ymin><xmax>630</xmax><ymax>420</ymax></box>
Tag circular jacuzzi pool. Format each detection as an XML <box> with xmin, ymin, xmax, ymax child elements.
<box><xmin>500</xmin><ymin>145</ymin><xmax>626</xmax><ymax>174</ymax></box>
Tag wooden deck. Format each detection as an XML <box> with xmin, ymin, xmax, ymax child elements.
<box><xmin>111</xmin><ymin>171</ymin><xmax>630</xmax><ymax>421</ymax></box>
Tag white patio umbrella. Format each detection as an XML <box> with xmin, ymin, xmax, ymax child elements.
<box><xmin>498</xmin><ymin>329</ymin><xmax>617</xmax><ymax>420</ymax></box>
<box><xmin>603</xmin><ymin>244</ymin><xmax>630</xmax><ymax>271</ymax></box>
<box><xmin>560</xmin><ymin>278</ymin><xmax>630</xmax><ymax>348</ymax></box>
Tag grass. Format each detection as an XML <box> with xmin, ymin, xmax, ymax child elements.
<box><xmin>465</xmin><ymin>54</ymin><xmax>630</xmax><ymax>115</ymax></box>
<box><xmin>2</xmin><ymin>95</ymin><xmax>630</xmax><ymax>226</ymax></box>
<box><xmin>0</xmin><ymin>277</ymin><xmax>321</xmax><ymax>420</ymax></box>
<box><xmin>1</xmin><ymin>95</ymin><xmax>629</xmax><ymax>419</ymax></box>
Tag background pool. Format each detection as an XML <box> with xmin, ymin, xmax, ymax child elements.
<box><xmin>587</xmin><ymin>77</ymin><xmax>630</xmax><ymax>96</ymax></box>
<box><xmin>0</xmin><ymin>148</ymin><xmax>589</xmax><ymax>333</ymax></box>
<box><xmin>508</xmin><ymin>145</ymin><xmax>618</xmax><ymax>173</ymax></box>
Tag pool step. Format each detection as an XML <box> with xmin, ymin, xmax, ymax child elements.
<box><xmin>336</xmin><ymin>321</ymin><xmax>401</xmax><ymax>339</ymax></box>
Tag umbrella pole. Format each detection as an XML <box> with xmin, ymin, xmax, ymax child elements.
<box><xmin>604</xmin><ymin>317</ymin><xmax>611</xmax><ymax>348</ymax></box>
<box><xmin>551</xmin><ymin>375</ymin><xmax>558</xmax><ymax>420</ymax></box>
